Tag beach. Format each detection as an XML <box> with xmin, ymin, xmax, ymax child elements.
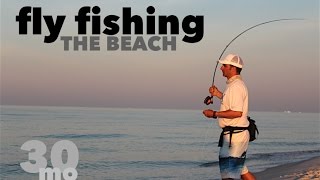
<box><xmin>1</xmin><ymin>106</ymin><xmax>319</xmax><ymax>179</ymax></box>
<box><xmin>255</xmin><ymin>156</ymin><xmax>320</xmax><ymax>180</ymax></box>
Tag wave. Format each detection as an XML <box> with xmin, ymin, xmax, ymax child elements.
<box><xmin>0</xmin><ymin>163</ymin><xmax>26</xmax><ymax>177</ymax></box>
<box><xmin>78</xmin><ymin>160</ymin><xmax>202</xmax><ymax>170</ymax></box>
<box><xmin>34</xmin><ymin>133</ymin><xmax>130</xmax><ymax>139</ymax></box>
<box><xmin>249</xmin><ymin>149</ymin><xmax>320</xmax><ymax>160</ymax></box>
<box><xmin>198</xmin><ymin>149</ymin><xmax>320</xmax><ymax>168</ymax></box>
<box><xmin>258</xmin><ymin>141</ymin><xmax>320</xmax><ymax>146</ymax></box>
<box><xmin>199</xmin><ymin>161</ymin><xmax>219</xmax><ymax>167</ymax></box>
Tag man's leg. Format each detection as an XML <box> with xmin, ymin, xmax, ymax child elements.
<box><xmin>241</xmin><ymin>171</ymin><xmax>256</xmax><ymax>180</ymax></box>
<box><xmin>219</xmin><ymin>156</ymin><xmax>246</xmax><ymax>179</ymax></box>
<box><xmin>220</xmin><ymin>132</ymin><xmax>249</xmax><ymax>179</ymax></box>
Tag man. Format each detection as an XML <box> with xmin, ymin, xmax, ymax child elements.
<box><xmin>203</xmin><ymin>54</ymin><xmax>255</xmax><ymax>180</ymax></box>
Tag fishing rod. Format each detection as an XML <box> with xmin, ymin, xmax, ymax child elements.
<box><xmin>204</xmin><ymin>18</ymin><xmax>303</xmax><ymax>105</ymax></box>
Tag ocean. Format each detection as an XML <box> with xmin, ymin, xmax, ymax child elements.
<box><xmin>1</xmin><ymin>105</ymin><xmax>319</xmax><ymax>180</ymax></box>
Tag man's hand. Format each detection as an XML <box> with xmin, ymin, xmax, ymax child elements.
<box><xmin>203</xmin><ymin>109</ymin><xmax>217</xmax><ymax>119</ymax></box>
<box><xmin>209</xmin><ymin>86</ymin><xmax>222</xmax><ymax>98</ymax></box>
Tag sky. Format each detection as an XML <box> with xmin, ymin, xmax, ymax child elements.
<box><xmin>1</xmin><ymin>0</ymin><xmax>319</xmax><ymax>112</ymax></box>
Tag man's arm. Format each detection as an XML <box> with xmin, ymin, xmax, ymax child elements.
<box><xmin>216</xmin><ymin>109</ymin><xmax>242</xmax><ymax>119</ymax></box>
<box><xmin>203</xmin><ymin>109</ymin><xmax>242</xmax><ymax>119</ymax></box>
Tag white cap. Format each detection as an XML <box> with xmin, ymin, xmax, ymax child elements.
<box><xmin>219</xmin><ymin>54</ymin><xmax>244</xmax><ymax>68</ymax></box>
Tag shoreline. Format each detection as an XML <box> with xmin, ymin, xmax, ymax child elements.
<box><xmin>254</xmin><ymin>156</ymin><xmax>320</xmax><ymax>180</ymax></box>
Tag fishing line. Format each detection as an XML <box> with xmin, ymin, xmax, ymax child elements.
<box><xmin>200</xmin><ymin>18</ymin><xmax>303</xmax><ymax>162</ymax></box>
<box><xmin>203</xmin><ymin>18</ymin><xmax>303</xmax><ymax>105</ymax></box>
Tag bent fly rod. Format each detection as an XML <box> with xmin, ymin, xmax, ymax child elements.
<box><xmin>204</xmin><ymin>18</ymin><xmax>303</xmax><ymax>105</ymax></box>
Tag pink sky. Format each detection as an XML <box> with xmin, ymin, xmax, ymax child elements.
<box><xmin>1</xmin><ymin>1</ymin><xmax>319</xmax><ymax>112</ymax></box>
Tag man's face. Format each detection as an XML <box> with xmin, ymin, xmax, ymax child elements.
<box><xmin>220</xmin><ymin>64</ymin><xmax>232</xmax><ymax>77</ymax></box>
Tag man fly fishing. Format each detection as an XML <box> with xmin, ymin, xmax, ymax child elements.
<box><xmin>201</xmin><ymin>18</ymin><xmax>301</xmax><ymax>179</ymax></box>
<box><xmin>203</xmin><ymin>54</ymin><xmax>255</xmax><ymax>180</ymax></box>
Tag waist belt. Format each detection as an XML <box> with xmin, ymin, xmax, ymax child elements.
<box><xmin>218</xmin><ymin>126</ymin><xmax>248</xmax><ymax>147</ymax></box>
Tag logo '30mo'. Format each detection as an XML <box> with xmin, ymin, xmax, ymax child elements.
<box><xmin>20</xmin><ymin>140</ymin><xmax>79</xmax><ymax>180</ymax></box>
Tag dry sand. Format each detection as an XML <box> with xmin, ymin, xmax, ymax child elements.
<box><xmin>255</xmin><ymin>156</ymin><xmax>320</xmax><ymax>180</ymax></box>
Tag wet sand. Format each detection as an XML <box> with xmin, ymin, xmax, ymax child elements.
<box><xmin>255</xmin><ymin>156</ymin><xmax>320</xmax><ymax>180</ymax></box>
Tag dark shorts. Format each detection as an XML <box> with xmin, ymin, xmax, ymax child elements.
<box><xmin>219</xmin><ymin>153</ymin><xmax>246</xmax><ymax>179</ymax></box>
